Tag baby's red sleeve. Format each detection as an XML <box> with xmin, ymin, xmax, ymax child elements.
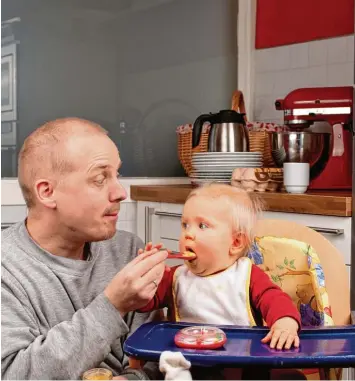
<box><xmin>250</xmin><ymin>264</ymin><xmax>301</xmax><ymax>329</ymax></box>
<box><xmin>138</xmin><ymin>266</ymin><xmax>179</xmax><ymax>312</ymax></box>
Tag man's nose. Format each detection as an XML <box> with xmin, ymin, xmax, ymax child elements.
<box><xmin>109</xmin><ymin>180</ymin><xmax>127</xmax><ymax>202</ymax></box>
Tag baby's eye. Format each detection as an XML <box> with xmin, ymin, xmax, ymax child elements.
<box><xmin>181</xmin><ymin>222</ymin><xmax>188</xmax><ymax>229</ymax></box>
<box><xmin>199</xmin><ymin>222</ymin><xmax>208</xmax><ymax>229</ymax></box>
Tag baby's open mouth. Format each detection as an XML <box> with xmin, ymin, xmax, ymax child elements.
<box><xmin>184</xmin><ymin>247</ymin><xmax>197</xmax><ymax>261</ymax></box>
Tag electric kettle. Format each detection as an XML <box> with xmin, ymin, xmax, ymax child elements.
<box><xmin>192</xmin><ymin>109</ymin><xmax>249</xmax><ymax>152</ymax></box>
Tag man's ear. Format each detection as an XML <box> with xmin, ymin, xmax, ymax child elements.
<box><xmin>229</xmin><ymin>232</ymin><xmax>248</xmax><ymax>257</ymax></box>
<box><xmin>34</xmin><ymin>179</ymin><xmax>57</xmax><ymax>209</ymax></box>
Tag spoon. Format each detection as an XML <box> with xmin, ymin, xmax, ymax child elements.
<box><xmin>162</xmin><ymin>249</ymin><xmax>197</xmax><ymax>261</ymax></box>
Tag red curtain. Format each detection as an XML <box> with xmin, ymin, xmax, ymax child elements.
<box><xmin>255</xmin><ymin>0</ymin><xmax>354</xmax><ymax>49</ymax></box>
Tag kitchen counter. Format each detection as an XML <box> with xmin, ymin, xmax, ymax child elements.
<box><xmin>131</xmin><ymin>184</ymin><xmax>352</xmax><ymax>217</ymax></box>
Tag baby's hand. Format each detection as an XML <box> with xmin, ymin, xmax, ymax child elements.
<box><xmin>261</xmin><ymin>317</ymin><xmax>300</xmax><ymax>350</ymax></box>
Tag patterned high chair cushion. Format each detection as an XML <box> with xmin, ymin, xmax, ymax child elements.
<box><xmin>247</xmin><ymin>236</ymin><xmax>334</xmax><ymax>327</ymax></box>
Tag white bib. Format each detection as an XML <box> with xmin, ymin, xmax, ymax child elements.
<box><xmin>173</xmin><ymin>257</ymin><xmax>255</xmax><ymax>326</ymax></box>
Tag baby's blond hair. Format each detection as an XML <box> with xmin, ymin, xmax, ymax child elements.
<box><xmin>187</xmin><ymin>183</ymin><xmax>263</xmax><ymax>253</ymax></box>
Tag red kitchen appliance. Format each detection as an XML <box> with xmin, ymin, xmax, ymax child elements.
<box><xmin>275</xmin><ymin>86</ymin><xmax>353</xmax><ymax>190</ymax></box>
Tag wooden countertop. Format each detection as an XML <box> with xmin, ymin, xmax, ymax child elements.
<box><xmin>131</xmin><ymin>184</ymin><xmax>353</xmax><ymax>217</ymax></box>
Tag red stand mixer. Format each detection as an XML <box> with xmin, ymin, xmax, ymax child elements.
<box><xmin>275</xmin><ymin>86</ymin><xmax>353</xmax><ymax>190</ymax></box>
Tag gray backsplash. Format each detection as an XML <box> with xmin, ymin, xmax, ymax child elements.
<box><xmin>2</xmin><ymin>0</ymin><xmax>238</xmax><ymax>177</ymax></box>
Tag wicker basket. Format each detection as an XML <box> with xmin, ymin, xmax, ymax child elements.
<box><xmin>231</xmin><ymin>90</ymin><xmax>278</xmax><ymax>167</ymax></box>
<box><xmin>176</xmin><ymin>90</ymin><xmax>284</xmax><ymax>174</ymax></box>
<box><xmin>177</xmin><ymin>123</ymin><xmax>210</xmax><ymax>176</ymax></box>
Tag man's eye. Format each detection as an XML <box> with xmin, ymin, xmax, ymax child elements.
<box><xmin>199</xmin><ymin>223</ymin><xmax>208</xmax><ymax>229</ymax></box>
<box><xmin>95</xmin><ymin>176</ymin><xmax>106</xmax><ymax>185</ymax></box>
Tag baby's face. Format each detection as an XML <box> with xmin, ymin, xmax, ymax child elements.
<box><xmin>179</xmin><ymin>195</ymin><xmax>238</xmax><ymax>276</ymax></box>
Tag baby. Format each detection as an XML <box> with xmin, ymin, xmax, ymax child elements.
<box><xmin>139</xmin><ymin>183</ymin><xmax>301</xmax><ymax>351</ymax></box>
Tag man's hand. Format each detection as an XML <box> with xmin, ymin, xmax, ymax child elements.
<box><xmin>261</xmin><ymin>317</ymin><xmax>300</xmax><ymax>350</ymax></box>
<box><xmin>138</xmin><ymin>241</ymin><xmax>170</xmax><ymax>273</ymax></box>
<box><xmin>104</xmin><ymin>247</ymin><xmax>168</xmax><ymax>316</ymax></box>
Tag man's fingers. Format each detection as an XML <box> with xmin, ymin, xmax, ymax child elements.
<box><xmin>128</xmin><ymin>248</ymin><xmax>161</xmax><ymax>267</ymax></box>
<box><xmin>129</xmin><ymin>250</ymin><xmax>168</xmax><ymax>278</ymax></box>
<box><xmin>137</xmin><ymin>262</ymin><xmax>166</xmax><ymax>289</ymax></box>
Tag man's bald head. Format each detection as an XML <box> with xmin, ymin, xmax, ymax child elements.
<box><xmin>18</xmin><ymin>117</ymin><xmax>108</xmax><ymax>208</ymax></box>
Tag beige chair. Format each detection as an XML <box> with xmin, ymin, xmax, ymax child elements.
<box><xmin>255</xmin><ymin>219</ymin><xmax>351</xmax><ymax>326</ymax></box>
<box><xmin>255</xmin><ymin>219</ymin><xmax>353</xmax><ymax>380</ymax></box>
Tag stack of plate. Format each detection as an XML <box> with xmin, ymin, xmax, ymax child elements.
<box><xmin>190</xmin><ymin>152</ymin><xmax>262</xmax><ymax>186</ymax></box>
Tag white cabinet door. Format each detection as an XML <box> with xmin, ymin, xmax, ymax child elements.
<box><xmin>262</xmin><ymin>212</ymin><xmax>352</xmax><ymax>266</ymax></box>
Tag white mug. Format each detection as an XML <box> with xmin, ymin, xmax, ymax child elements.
<box><xmin>283</xmin><ymin>163</ymin><xmax>310</xmax><ymax>194</ymax></box>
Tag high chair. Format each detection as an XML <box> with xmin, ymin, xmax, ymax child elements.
<box><xmin>251</xmin><ymin>219</ymin><xmax>353</xmax><ymax>380</ymax></box>
<box><xmin>129</xmin><ymin>219</ymin><xmax>353</xmax><ymax>380</ymax></box>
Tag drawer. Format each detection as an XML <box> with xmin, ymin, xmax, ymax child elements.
<box><xmin>263</xmin><ymin>212</ymin><xmax>351</xmax><ymax>265</ymax></box>
<box><xmin>156</xmin><ymin>203</ymin><xmax>183</xmax><ymax>241</ymax></box>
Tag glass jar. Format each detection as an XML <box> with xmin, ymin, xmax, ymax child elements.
<box><xmin>82</xmin><ymin>368</ymin><xmax>113</xmax><ymax>380</ymax></box>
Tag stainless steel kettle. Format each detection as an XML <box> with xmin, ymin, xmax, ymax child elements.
<box><xmin>192</xmin><ymin>109</ymin><xmax>249</xmax><ymax>152</ymax></box>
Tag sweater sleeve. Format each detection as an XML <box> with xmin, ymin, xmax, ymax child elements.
<box><xmin>138</xmin><ymin>267</ymin><xmax>179</xmax><ymax>312</ymax></box>
<box><xmin>249</xmin><ymin>264</ymin><xmax>301</xmax><ymax>329</ymax></box>
<box><xmin>1</xmin><ymin>275</ymin><xmax>129</xmax><ymax>380</ymax></box>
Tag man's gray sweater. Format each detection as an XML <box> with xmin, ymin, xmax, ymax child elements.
<box><xmin>1</xmin><ymin>222</ymin><xmax>160</xmax><ymax>380</ymax></box>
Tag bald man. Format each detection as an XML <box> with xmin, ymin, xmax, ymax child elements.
<box><xmin>1</xmin><ymin>118</ymin><xmax>168</xmax><ymax>380</ymax></box>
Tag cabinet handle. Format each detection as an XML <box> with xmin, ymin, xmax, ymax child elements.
<box><xmin>308</xmin><ymin>226</ymin><xmax>344</xmax><ymax>236</ymax></box>
<box><xmin>145</xmin><ymin>207</ymin><xmax>155</xmax><ymax>244</ymax></box>
<box><xmin>1</xmin><ymin>223</ymin><xmax>14</xmax><ymax>230</ymax></box>
<box><xmin>154</xmin><ymin>211</ymin><xmax>182</xmax><ymax>218</ymax></box>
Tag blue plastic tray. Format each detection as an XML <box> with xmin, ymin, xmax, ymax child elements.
<box><xmin>124</xmin><ymin>322</ymin><xmax>355</xmax><ymax>368</ymax></box>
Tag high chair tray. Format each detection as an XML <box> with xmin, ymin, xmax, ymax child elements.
<box><xmin>124</xmin><ymin>322</ymin><xmax>355</xmax><ymax>368</ymax></box>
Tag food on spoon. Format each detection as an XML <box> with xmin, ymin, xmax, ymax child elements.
<box><xmin>166</xmin><ymin>250</ymin><xmax>196</xmax><ymax>261</ymax></box>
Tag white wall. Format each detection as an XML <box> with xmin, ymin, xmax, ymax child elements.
<box><xmin>253</xmin><ymin>35</ymin><xmax>355</xmax><ymax>124</ymax></box>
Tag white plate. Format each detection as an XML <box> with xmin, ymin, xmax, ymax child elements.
<box><xmin>192</xmin><ymin>157</ymin><xmax>261</xmax><ymax>161</ymax></box>
<box><xmin>192</xmin><ymin>162</ymin><xmax>262</xmax><ymax>167</ymax></box>
<box><xmin>193</xmin><ymin>152</ymin><xmax>261</xmax><ymax>156</ymax></box>
<box><xmin>192</xmin><ymin>161</ymin><xmax>262</xmax><ymax>166</ymax></box>
<box><xmin>190</xmin><ymin>177</ymin><xmax>232</xmax><ymax>180</ymax></box>
<box><xmin>191</xmin><ymin>170</ymin><xmax>233</xmax><ymax>174</ymax></box>
<box><xmin>192</xmin><ymin>164</ymin><xmax>262</xmax><ymax>169</ymax></box>
<box><xmin>190</xmin><ymin>179</ymin><xmax>231</xmax><ymax>186</ymax></box>
<box><xmin>193</xmin><ymin>164</ymin><xmax>261</xmax><ymax>169</ymax></box>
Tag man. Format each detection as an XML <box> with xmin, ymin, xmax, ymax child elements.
<box><xmin>1</xmin><ymin>118</ymin><xmax>168</xmax><ymax>380</ymax></box>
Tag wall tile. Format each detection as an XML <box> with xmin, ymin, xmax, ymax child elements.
<box><xmin>255</xmin><ymin>46</ymin><xmax>291</xmax><ymax>73</ymax></box>
<box><xmin>290</xmin><ymin>43</ymin><xmax>309</xmax><ymax>68</ymax></box>
<box><xmin>346</xmin><ymin>34</ymin><xmax>354</xmax><ymax>62</ymax></box>
<box><xmin>254</xmin><ymin>72</ymin><xmax>275</xmax><ymax>96</ymax></box>
<box><xmin>327</xmin><ymin>37</ymin><xmax>348</xmax><ymax>64</ymax></box>
<box><xmin>254</xmin><ymin>95</ymin><xmax>280</xmax><ymax>121</ymax></box>
<box><xmin>307</xmin><ymin>66</ymin><xmax>327</xmax><ymax>87</ymax></box>
<box><xmin>309</xmin><ymin>39</ymin><xmax>327</xmax><ymax>66</ymax></box>
<box><xmin>327</xmin><ymin>62</ymin><xmax>354</xmax><ymax>86</ymax></box>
